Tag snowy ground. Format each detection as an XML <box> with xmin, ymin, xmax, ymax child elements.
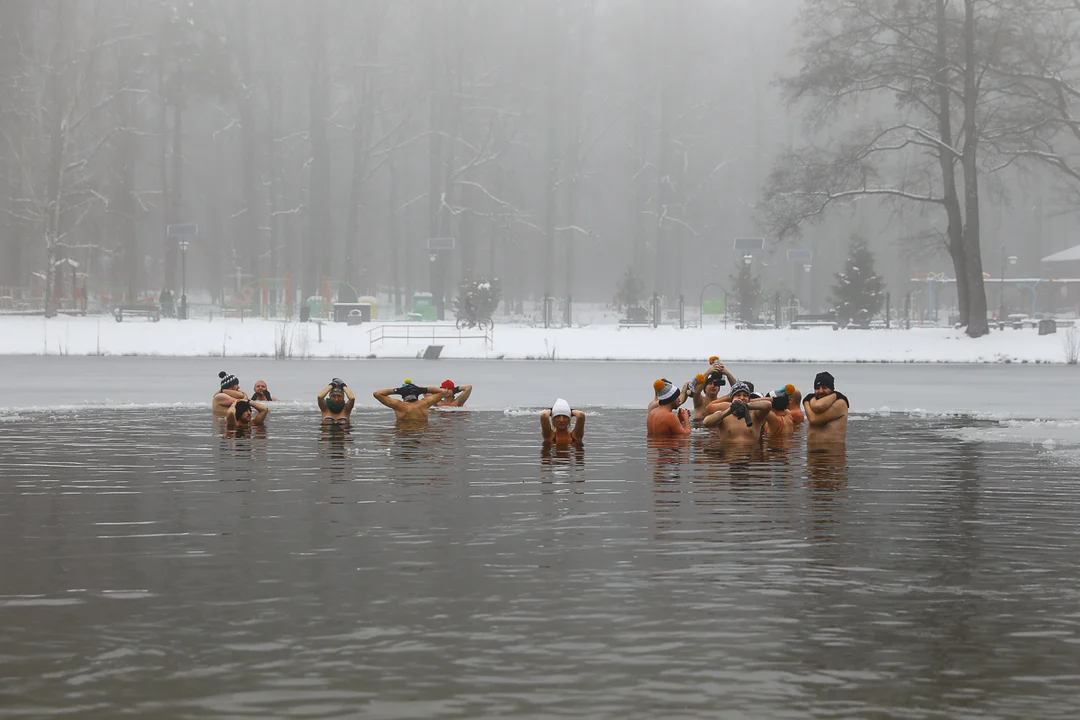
<box><xmin>6</xmin><ymin>314</ymin><xmax>1080</xmax><ymax>364</ymax></box>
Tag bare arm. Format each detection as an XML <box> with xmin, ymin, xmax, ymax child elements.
<box><xmin>420</xmin><ymin>387</ymin><xmax>450</xmax><ymax>409</ymax></box>
<box><xmin>806</xmin><ymin>400</ymin><xmax>848</xmax><ymax>427</ymax></box>
<box><xmin>452</xmin><ymin>384</ymin><xmax>473</xmax><ymax>406</ymax></box>
<box><xmin>571</xmin><ymin>409</ymin><xmax>586</xmax><ymax>442</ymax></box>
<box><xmin>344</xmin><ymin>387</ymin><xmax>356</xmax><ymax>412</ymax></box>
<box><xmin>669</xmin><ymin>409</ymin><xmax>692</xmax><ymax>435</ymax></box>
<box><xmin>807</xmin><ymin>393</ymin><xmax>838</xmax><ymax>413</ymax></box>
<box><xmin>225</xmin><ymin>408</ymin><xmax>237</xmax><ymax>430</ymax></box>
<box><xmin>702</xmin><ymin>402</ymin><xmax>733</xmax><ymax>428</ymax></box>
<box><xmin>373</xmin><ymin>388</ymin><xmax>402</xmax><ymax>410</ymax></box>
<box><xmin>250</xmin><ymin>401</ymin><xmax>269</xmax><ymax>426</ymax></box>
<box><xmin>747</xmin><ymin>398</ymin><xmax>775</xmax><ymax>420</ymax></box>
<box><xmin>317</xmin><ymin>384</ymin><xmax>332</xmax><ymax>411</ymax></box>
<box><xmin>540</xmin><ymin>409</ymin><xmax>554</xmax><ymax>441</ymax></box>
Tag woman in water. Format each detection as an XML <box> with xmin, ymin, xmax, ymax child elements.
<box><xmin>317</xmin><ymin>378</ymin><xmax>355</xmax><ymax>423</ymax></box>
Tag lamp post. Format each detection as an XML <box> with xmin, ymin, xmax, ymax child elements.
<box><xmin>178</xmin><ymin>240</ymin><xmax>189</xmax><ymax>320</ymax></box>
<box><xmin>998</xmin><ymin>252</ymin><xmax>1017</xmax><ymax>327</ymax></box>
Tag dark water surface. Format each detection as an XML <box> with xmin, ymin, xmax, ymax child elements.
<box><xmin>1</xmin><ymin>406</ymin><xmax>1079</xmax><ymax>719</ymax></box>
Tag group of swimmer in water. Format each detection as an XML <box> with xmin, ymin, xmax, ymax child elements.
<box><xmin>211</xmin><ymin>355</ymin><xmax>848</xmax><ymax>447</ymax></box>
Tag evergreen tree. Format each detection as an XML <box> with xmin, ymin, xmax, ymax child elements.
<box><xmin>729</xmin><ymin>259</ymin><xmax>761</xmax><ymax>324</ymax></box>
<box><xmin>613</xmin><ymin>266</ymin><xmax>645</xmax><ymax>313</ymax></box>
<box><xmin>454</xmin><ymin>277</ymin><xmax>502</xmax><ymax>319</ymax></box>
<box><xmin>831</xmin><ymin>237</ymin><xmax>885</xmax><ymax>327</ymax></box>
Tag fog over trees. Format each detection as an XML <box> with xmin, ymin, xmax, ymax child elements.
<box><xmin>2</xmin><ymin>0</ymin><xmax>1080</xmax><ymax>334</ymax></box>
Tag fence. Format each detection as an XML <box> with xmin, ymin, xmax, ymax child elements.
<box><xmin>368</xmin><ymin>323</ymin><xmax>493</xmax><ymax>351</ymax></box>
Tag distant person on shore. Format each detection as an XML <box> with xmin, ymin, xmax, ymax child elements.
<box><xmin>541</xmin><ymin>398</ymin><xmax>585</xmax><ymax>445</ymax></box>
<box><xmin>374</xmin><ymin>379</ymin><xmax>450</xmax><ymax>423</ymax></box>
<box><xmin>434</xmin><ymin>380</ymin><xmax>473</xmax><ymax>407</ymax></box>
<box><xmin>804</xmin><ymin>371</ymin><xmax>848</xmax><ymax>443</ymax></box>
<box><xmin>690</xmin><ymin>358</ymin><xmax>737</xmax><ymax>422</ymax></box>
<box><xmin>318</xmin><ymin>378</ymin><xmax>356</xmax><ymax>423</ymax></box>
<box><xmin>251</xmin><ymin>380</ymin><xmax>277</xmax><ymax>402</ymax></box>
<box><xmin>225</xmin><ymin>399</ymin><xmax>268</xmax><ymax>430</ymax></box>
<box><xmin>213</xmin><ymin>371</ymin><xmax>247</xmax><ymax>412</ymax></box>
<box><xmin>702</xmin><ymin>381</ymin><xmax>773</xmax><ymax>440</ymax></box>
<box><xmin>648</xmin><ymin>379</ymin><xmax>692</xmax><ymax>437</ymax></box>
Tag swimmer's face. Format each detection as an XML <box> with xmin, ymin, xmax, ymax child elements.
<box><xmin>814</xmin><ymin>385</ymin><xmax>832</xmax><ymax>398</ymax></box>
<box><xmin>328</xmin><ymin>390</ymin><xmax>345</xmax><ymax>402</ymax></box>
<box><xmin>254</xmin><ymin>381</ymin><xmax>267</xmax><ymax>394</ymax></box>
<box><xmin>732</xmin><ymin>391</ymin><xmax>750</xmax><ymax>403</ymax></box>
<box><xmin>705</xmin><ymin>380</ymin><xmax>720</xmax><ymax>399</ymax></box>
<box><xmin>238</xmin><ymin>408</ymin><xmax>252</xmax><ymax>422</ymax></box>
<box><xmin>552</xmin><ymin>414</ymin><xmax>571</xmax><ymax>431</ymax></box>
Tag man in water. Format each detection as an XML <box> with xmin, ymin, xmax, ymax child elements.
<box><xmin>213</xmin><ymin>371</ymin><xmax>247</xmax><ymax>413</ymax></box>
<box><xmin>804</xmin><ymin>371</ymin><xmax>848</xmax><ymax>442</ymax></box>
<box><xmin>647</xmin><ymin>379</ymin><xmax>692</xmax><ymax>437</ymax></box>
<box><xmin>541</xmin><ymin>398</ymin><xmax>585</xmax><ymax>444</ymax></box>
<box><xmin>434</xmin><ymin>379</ymin><xmax>473</xmax><ymax>407</ymax></box>
<box><xmin>373</xmin><ymin>379</ymin><xmax>450</xmax><ymax>423</ymax></box>
<box><xmin>702</xmin><ymin>381</ymin><xmax>774</xmax><ymax>441</ymax></box>
<box><xmin>318</xmin><ymin>378</ymin><xmax>355</xmax><ymax>423</ymax></box>
<box><xmin>225</xmin><ymin>399</ymin><xmax>268</xmax><ymax>430</ymax></box>
<box><xmin>251</xmin><ymin>380</ymin><xmax>277</xmax><ymax>402</ymax></box>
<box><xmin>690</xmin><ymin>359</ymin><xmax>737</xmax><ymax>422</ymax></box>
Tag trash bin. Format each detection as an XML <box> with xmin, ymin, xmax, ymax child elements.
<box><xmin>347</xmin><ymin>309</ymin><xmax>364</xmax><ymax>326</ymax></box>
<box><xmin>1038</xmin><ymin>318</ymin><xmax>1057</xmax><ymax>335</ymax></box>
<box><xmin>300</xmin><ymin>305</ymin><xmax>310</xmax><ymax>323</ymax></box>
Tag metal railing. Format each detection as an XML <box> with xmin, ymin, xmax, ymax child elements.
<box><xmin>368</xmin><ymin>323</ymin><xmax>493</xmax><ymax>350</ymax></box>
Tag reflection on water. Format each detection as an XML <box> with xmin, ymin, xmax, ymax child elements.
<box><xmin>1</xmin><ymin>408</ymin><xmax>1079</xmax><ymax>719</ymax></box>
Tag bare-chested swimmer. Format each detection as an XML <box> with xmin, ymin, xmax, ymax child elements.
<box><xmin>804</xmin><ymin>371</ymin><xmax>848</xmax><ymax>443</ymax></box>
<box><xmin>434</xmin><ymin>379</ymin><xmax>473</xmax><ymax>407</ymax></box>
<box><xmin>373</xmin><ymin>379</ymin><xmax>450</xmax><ymax>423</ymax></box>
<box><xmin>702</xmin><ymin>381</ymin><xmax>774</xmax><ymax>441</ymax></box>
<box><xmin>213</xmin><ymin>371</ymin><xmax>247</xmax><ymax>413</ymax></box>
<box><xmin>763</xmin><ymin>385</ymin><xmax>798</xmax><ymax>437</ymax></box>
<box><xmin>225</xmin><ymin>399</ymin><xmax>268</xmax><ymax>430</ymax></box>
<box><xmin>318</xmin><ymin>378</ymin><xmax>356</xmax><ymax>423</ymax></box>
<box><xmin>541</xmin><ymin>398</ymin><xmax>585</xmax><ymax>445</ymax></box>
<box><xmin>689</xmin><ymin>358</ymin><xmax>737</xmax><ymax>422</ymax></box>
<box><xmin>647</xmin><ymin>379</ymin><xmax>692</xmax><ymax>437</ymax></box>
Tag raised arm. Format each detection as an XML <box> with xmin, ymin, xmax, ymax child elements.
<box><xmin>250</xmin><ymin>401</ymin><xmax>269</xmax><ymax>426</ymax></box>
<box><xmin>343</xmin><ymin>386</ymin><xmax>356</xmax><ymax>412</ymax></box>
<box><xmin>571</xmin><ymin>409</ymin><xmax>586</xmax><ymax>442</ymax></box>
<box><xmin>668</xmin><ymin>409</ymin><xmax>692</xmax><ymax>435</ymax></box>
<box><xmin>807</xmin><ymin>393</ymin><xmax>839</xmax><ymax>413</ymax></box>
<box><xmin>452</xmin><ymin>384</ymin><xmax>473</xmax><ymax>407</ymax></box>
<box><xmin>540</xmin><ymin>409</ymin><xmax>555</xmax><ymax>441</ymax></box>
<box><xmin>317</xmin><ymin>384</ymin><xmax>333</xmax><ymax>411</ymax></box>
<box><xmin>746</xmin><ymin>397</ymin><xmax>775</xmax><ymax>420</ymax></box>
<box><xmin>420</xmin><ymin>387</ymin><xmax>450</xmax><ymax>409</ymax></box>
<box><xmin>373</xmin><ymin>388</ymin><xmax>402</xmax><ymax>410</ymax></box>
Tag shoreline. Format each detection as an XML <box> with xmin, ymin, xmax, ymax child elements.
<box><xmin>5</xmin><ymin>314</ymin><xmax>1078</xmax><ymax>365</ymax></box>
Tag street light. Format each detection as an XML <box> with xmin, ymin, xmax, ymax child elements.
<box><xmin>998</xmin><ymin>252</ymin><xmax>1018</xmax><ymax>328</ymax></box>
<box><xmin>178</xmin><ymin>240</ymin><xmax>189</xmax><ymax>320</ymax></box>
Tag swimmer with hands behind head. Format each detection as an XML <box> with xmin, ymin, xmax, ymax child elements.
<box><xmin>225</xmin><ymin>399</ymin><xmax>268</xmax><ymax>430</ymax></box>
<box><xmin>373</xmin><ymin>379</ymin><xmax>450</xmax><ymax>423</ymax></box>
<box><xmin>434</xmin><ymin>379</ymin><xmax>472</xmax><ymax>407</ymax></box>
<box><xmin>541</xmin><ymin>398</ymin><xmax>585</xmax><ymax>444</ymax></box>
<box><xmin>318</xmin><ymin>378</ymin><xmax>355</xmax><ymax>423</ymax></box>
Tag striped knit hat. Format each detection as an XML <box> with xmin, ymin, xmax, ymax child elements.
<box><xmin>219</xmin><ymin>371</ymin><xmax>239</xmax><ymax>390</ymax></box>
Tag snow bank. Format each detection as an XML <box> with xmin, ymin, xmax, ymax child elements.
<box><xmin>4</xmin><ymin>315</ymin><xmax>1076</xmax><ymax>364</ymax></box>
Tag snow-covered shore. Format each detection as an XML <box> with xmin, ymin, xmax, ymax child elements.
<box><xmin>6</xmin><ymin>314</ymin><xmax>1079</xmax><ymax>364</ymax></box>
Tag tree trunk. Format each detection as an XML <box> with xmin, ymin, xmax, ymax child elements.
<box><xmin>934</xmin><ymin>0</ymin><xmax>968</xmax><ymax>326</ymax></box>
<box><xmin>43</xmin><ymin>0</ymin><xmax>72</xmax><ymax>319</ymax></box>
<box><xmin>235</xmin><ymin>1</ymin><xmax>260</xmax><ymax>287</ymax></box>
<box><xmin>388</xmin><ymin>159</ymin><xmax>402</xmax><ymax>314</ymax></box>
<box><xmin>305</xmin><ymin>1</ymin><xmax>331</xmax><ymax>303</ymax></box>
<box><xmin>542</xmin><ymin>1</ymin><xmax>559</xmax><ymax>303</ymax></box>
<box><xmin>961</xmin><ymin>0</ymin><xmax>988</xmax><ymax>337</ymax></box>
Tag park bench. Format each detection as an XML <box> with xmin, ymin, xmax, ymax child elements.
<box><xmin>113</xmin><ymin>305</ymin><xmax>161</xmax><ymax>322</ymax></box>
<box><xmin>618</xmin><ymin>307</ymin><xmax>652</xmax><ymax>328</ymax></box>
<box><xmin>791</xmin><ymin>313</ymin><xmax>838</xmax><ymax>330</ymax></box>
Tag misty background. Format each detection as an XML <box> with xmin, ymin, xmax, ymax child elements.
<box><xmin>1</xmin><ymin>0</ymin><xmax>1078</xmax><ymax>323</ymax></box>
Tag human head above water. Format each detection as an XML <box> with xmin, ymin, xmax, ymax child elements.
<box><xmin>653</xmin><ymin>379</ymin><xmax>680</xmax><ymax>406</ymax></box>
<box><xmin>730</xmin><ymin>381</ymin><xmax>751</xmax><ymax>402</ymax></box>
<box><xmin>233</xmin><ymin>400</ymin><xmax>252</xmax><ymax>421</ymax></box>
<box><xmin>551</xmin><ymin>398</ymin><xmax>572</xmax><ymax>430</ymax></box>
<box><xmin>219</xmin><ymin>371</ymin><xmax>239</xmax><ymax>391</ymax></box>
<box><xmin>813</xmin><ymin>371</ymin><xmax>835</xmax><ymax>396</ymax></box>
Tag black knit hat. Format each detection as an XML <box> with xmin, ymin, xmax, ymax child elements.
<box><xmin>219</xmin><ymin>371</ymin><xmax>239</xmax><ymax>390</ymax></box>
<box><xmin>813</xmin><ymin>371</ymin><xmax>835</xmax><ymax>390</ymax></box>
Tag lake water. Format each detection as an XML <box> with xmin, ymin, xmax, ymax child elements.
<box><xmin>1</xmin><ymin>358</ymin><xmax>1079</xmax><ymax>719</ymax></box>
